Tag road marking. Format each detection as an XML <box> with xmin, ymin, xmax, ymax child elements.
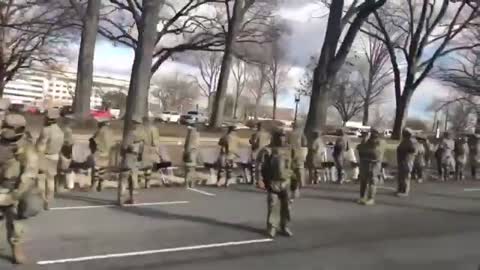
<box><xmin>463</xmin><ymin>188</ymin><xmax>480</xmax><ymax>192</ymax></box>
<box><xmin>37</xmin><ymin>238</ymin><xmax>273</xmax><ymax>265</ymax></box>
<box><xmin>378</xmin><ymin>186</ymin><xmax>396</xmax><ymax>191</ymax></box>
<box><xmin>187</xmin><ymin>187</ymin><xmax>216</xmax><ymax>197</ymax></box>
<box><xmin>50</xmin><ymin>201</ymin><xmax>190</xmax><ymax>210</ymax></box>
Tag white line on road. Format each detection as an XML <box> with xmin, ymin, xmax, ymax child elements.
<box><xmin>378</xmin><ymin>186</ymin><xmax>396</xmax><ymax>191</ymax></box>
<box><xmin>50</xmin><ymin>201</ymin><xmax>190</xmax><ymax>210</ymax></box>
<box><xmin>37</xmin><ymin>238</ymin><xmax>273</xmax><ymax>265</ymax></box>
<box><xmin>463</xmin><ymin>188</ymin><xmax>480</xmax><ymax>192</ymax></box>
<box><xmin>187</xmin><ymin>187</ymin><xmax>216</xmax><ymax>197</ymax></box>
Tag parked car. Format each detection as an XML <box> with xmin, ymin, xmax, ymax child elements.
<box><xmin>186</xmin><ymin>111</ymin><xmax>207</xmax><ymax>123</ymax></box>
<box><xmin>158</xmin><ymin>111</ymin><xmax>181</xmax><ymax>123</ymax></box>
<box><xmin>179</xmin><ymin>114</ymin><xmax>195</xmax><ymax>125</ymax></box>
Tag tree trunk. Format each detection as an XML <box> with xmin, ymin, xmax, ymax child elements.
<box><xmin>73</xmin><ymin>0</ymin><xmax>100</xmax><ymax>122</ymax></box>
<box><xmin>391</xmin><ymin>92</ymin><xmax>413</xmax><ymax>140</ymax></box>
<box><xmin>254</xmin><ymin>97</ymin><xmax>260</xmax><ymax>120</ymax></box>
<box><xmin>209</xmin><ymin>0</ymin><xmax>245</xmax><ymax>128</ymax></box>
<box><xmin>0</xmin><ymin>77</ymin><xmax>5</xmax><ymax>98</ymax></box>
<box><xmin>305</xmin><ymin>68</ymin><xmax>331</xmax><ymax>136</ymax></box>
<box><xmin>475</xmin><ymin>110</ymin><xmax>480</xmax><ymax>134</ymax></box>
<box><xmin>272</xmin><ymin>96</ymin><xmax>277</xmax><ymax>120</ymax></box>
<box><xmin>233</xmin><ymin>94</ymin><xmax>239</xmax><ymax>119</ymax></box>
<box><xmin>121</xmin><ymin>0</ymin><xmax>163</xmax><ymax>148</ymax></box>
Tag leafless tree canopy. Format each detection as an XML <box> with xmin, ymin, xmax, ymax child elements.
<box><xmin>151</xmin><ymin>73</ymin><xmax>199</xmax><ymax>112</ymax></box>
<box><xmin>192</xmin><ymin>51</ymin><xmax>222</xmax><ymax>100</ymax></box>
<box><xmin>231</xmin><ymin>57</ymin><xmax>251</xmax><ymax>118</ymax></box>
<box><xmin>0</xmin><ymin>0</ymin><xmax>76</xmax><ymax>95</ymax></box>
<box><xmin>364</xmin><ymin>0</ymin><xmax>480</xmax><ymax>138</ymax></box>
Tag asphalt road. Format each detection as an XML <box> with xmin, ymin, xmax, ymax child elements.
<box><xmin>2</xmin><ymin>177</ymin><xmax>480</xmax><ymax>270</ymax></box>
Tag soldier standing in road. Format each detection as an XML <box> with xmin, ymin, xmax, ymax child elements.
<box><xmin>263</xmin><ymin>129</ymin><xmax>293</xmax><ymax>238</ymax></box>
<box><xmin>454</xmin><ymin>135</ymin><xmax>469</xmax><ymax>181</ymax></box>
<box><xmin>412</xmin><ymin>135</ymin><xmax>427</xmax><ymax>183</ymax></box>
<box><xmin>140</xmin><ymin>117</ymin><xmax>160</xmax><ymax>188</ymax></box>
<box><xmin>36</xmin><ymin>109</ymin><xmax>64</xmax><ymax>210</ymax></box>
<box><xmin>183</xmin><ymin>123</ymin><xmax>200</xmax><ymax>188</ymax></box>
<box><xmin>217</xmin><ymin>125</ymin><xmax>240</xmax><ymax>187</ymax></box>
<box><xmin>396</xmin><ymin>128</ymin><xmax>418</xmax><ymax>196</ymax></box>
<box><xmin>306</xmin><ymin>130</ymin><xmax>325</xmax><ymax>184</ymax></box>
<box><xmin>118</xmin><ymin>118</ymin><xmax>145</xmax><ymax>205</ymax></box>
<box><xmin>436</xmin><ymin>132</ymin><xmax>455</xmax><ymax>181</ymax></box>
<box><xmin>89</xmin><ymin>117</ymin><xmax>114</xmax><ymax>191</ymax></box>
<box><xmin>468</xmin><ymin>133</ymin><xmax>479</xmax><ymax>179</ymax></box>
<box><xmin>249</xmin><ymin>122</ymin><xmax>271</xmax><ymax>187</ymax></box>
<box><xmin>58</xmin><ymin>115</ymin><xmax>74</xmax><ymax>191</ymax></box>
<box><xmin>333</xmin><ymin>129</ymin><xmax>350</xmax><ymax>184</ymax></box>
<box><xmin>0</xmin><ymin>114</ymin><xmax>41</xmax><ymax>264</ymax></box>
<box><xmin>288</xmin><ymin>123</ymin><xmax>307</xmax><ymax>198</ymax></box>
<box><xmin>357</xmin><ymin>128</ymin><xmax>385</xmax><ymax>205</ymax></box>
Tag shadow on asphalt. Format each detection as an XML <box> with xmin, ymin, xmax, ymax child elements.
<box><xmin>56</xmin><ymin>193</ymin><xmax>114</xmax><ymax>205</ymax></box>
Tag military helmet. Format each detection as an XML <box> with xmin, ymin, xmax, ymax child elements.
<box><xmin>0</xmin><ymin>98</ymin><xmax>11</xmax><ymax>111</ymax></box>
<box><xmin>1</xmin><ymin>114</ymin><xmax>27</xmax><ymax>140</ymax></box>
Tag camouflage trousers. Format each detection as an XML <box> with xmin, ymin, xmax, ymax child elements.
<box><xmin>470</xmin><ymin>154</ymin><xmax>479</xmax><ymax>178</ymax></box>
<box><xmin>217</xmin><ymin>156</ymin><xmax>235</xmax><ymax>187</ymax></box>
<box><xmin>0</xmin><ymin>205</ymin><xmax>24</xmax><ymax>245</ymax></box>
<box><xmin>359</xmin><ymin>161</ymin><xmax>381</xmax><ymax>200</ymax></box>
<box><xmin>38</xmin><ymin>155</ymin><xmax>58</xmax><ymax>206</ymax></box>
<box><xmin>90</xmin><ymin>154</ymin><xmax>110</xmax><ymax>192</ymax></box>
<box><xmin>184</xmin><ymin>165</ymin><xmax>196</xmax><ymax>188</ymax></box>
<box><xmin>117</xmin><ymin>168</ymin><xmax>139</xmax><ymax>204</ymax></box>
<box><xmin>267</xmin><ymin>189</ymin><xmax>291</xmax><ymax>231</ymax></box>
<box><xmin>455</xmin><ymin>157</ymin><xmax>467</xmax><ymax>181</ymax></box>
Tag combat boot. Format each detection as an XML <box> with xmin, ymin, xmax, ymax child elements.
<box><xmin>280</xmin><ymin>227</ymin><xmax>293</xmax><ymax>237</ymax></box>
<box><xmin>43</xmin><ymin>200</ymin><xmax>50</xmax><ymax>211</ymax></box>
<box><xmin>11</xmin><ymin>244</ymin><xmax>27</xmax><ymax>264</ymax></box>
<box><xmin>357</xmin><ymin>198</ymin><xmax>367</xmax><ymax>205</ymax></box>
<box><xmin>364</xmin><ymin>199</ymin><xmax>375</xmax><ymax>206</ymax></box>
<box><xmin>396</xmin><ymin>192</ymin><xmax>408</xmax><ymax>197</ymax></box>
<box><xmin>266</xmin><ymin>227</ymin><xmax>276</xmax><ymax>238</ymax></box>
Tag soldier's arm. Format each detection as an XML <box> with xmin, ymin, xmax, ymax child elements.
<box><xmin>14</xmin><ymin>147</ymin><xmax>39</xmax><ymax>200</ymax></box>
<box><xmin>301</xmin><ymin>134</ymin><xmax>308</xmax><ymax>147</ymax></box>
<box><xmin>35</xmin><ymin>128</ymin><xmax>48</xmax><ymax>153</ymax></box>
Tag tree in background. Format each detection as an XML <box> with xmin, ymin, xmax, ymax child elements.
<box><xmin>330</xmin><ymin>68</ymin><xmax>364</xmax><ymax>125</ymax></box>
<box><xmin>192</xmin><ymin>51</ymin><xmax>222</xmax><ymax>115</ymax></box>
<box><xmin>356</xmin><ymin>32</ymin><xmax>392</xmax><ymax>125</ymax></box>
<box><xmin>101</xmin><ymin>91</ymin><xmax>127</xmax><ymax>110</ymax></box>
<box><xmin>265</xmin><ymin>40</ymin><xmax>290</xmax><ymax>120</ymax></box>
<box><xmin>231</xmin><ymin>57</ymin><xmax>251</xmax><ymax>119</ymax></box>
<box><xmin>366</xmin><ymin>0</ymin><xmax>479</xmax><ymax>139</ymax></box>
<box><xmin>70</xmin><ymin>0</ymin><xmax>101</xmax><ymax>122</ymax></box>
<box><xmin>405</xmin><ymin>118</ymin><xmax>429</xmax><ymax>132</ymax></box>
<box><xmin>304</xmin><ymin>0</ymin><xmax>387</xmax><ymax>136</ymax></box>
<box><xmin>246</xmin><ymin>63</ymin><xmax>269</xmax><ymax>119</ymax></box>
<box><xmin>152</xmin><ymin>73</ymin><xmax>199</xmax><ymax>113</ymax></box>
<box><xmin>0</xmin><ymin>0</ymin><xmax>75</xmax><ymax>96</ymax></box>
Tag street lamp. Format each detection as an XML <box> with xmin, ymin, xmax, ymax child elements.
<box><xmin>294</xmin><ymin>94</ymin><xmax>301</xmax><ymax>124</ymax></box>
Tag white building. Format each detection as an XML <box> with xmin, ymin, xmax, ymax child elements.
<box><xmin>4</xmin><ymin>69</ymin><xmax>131</xmax><ymax>109</ymax></box>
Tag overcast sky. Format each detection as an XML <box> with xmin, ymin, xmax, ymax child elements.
<box><xmin>65</xmin><ymin>1</ymin><xmax>456</xmax><ymax>121</ymax></box>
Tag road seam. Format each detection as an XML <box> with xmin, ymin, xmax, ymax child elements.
<box><xmin>50</xmin><ymin>201</ymin><xmax>190</xmax><ymax>210</ymax></box>
<box><xmin>187</xmin><ymin>187</ymin><xmax>216</xmax><ymax>197</ymax></box>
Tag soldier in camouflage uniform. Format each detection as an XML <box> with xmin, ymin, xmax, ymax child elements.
<box><xmin>89</xmin><ymin>117</ymin><xmax>114</xmax><ymax>191</ymax></box>
<box><xmin>139</xmin><ymin>117</ymin><xmax>160</xmax><ymax>188</ymax></box>
<box><xmin>454</xmin><ymin>135</ymin><xmax>469</xmax><ymax>181</ymax></box>
<box><xmin>288</xmin><ymin>123</ymin><xmax>307</xmax><ymax>198</ymax></box>
<box><xmin>468</xmin><ymin>134</ymin><xmax>479</xmax><ymax>179</ymax></box>
<box><xmin>396</xmin><ymin>128</ymin><xmax>418</xmax><ymax>196</ymax></box>
<box><xmin>436</xmin><ymin>132</ymin><xmax>455</xmax><ymax>181</ymax></box>
<box><xmin>263</xmin><ymin>129</ymin><xmax>293</xmax><ymax>238</ymax></box>
<box><xmin>249</xmin><ymin>122</ymin><xmax>271</xmax><ymax>187</ymax></box>
<box><xmin>306</xmin><ymin>130</ymin><xmax>325</xmax><ymax>184</ymax></box>
<box><xmin>183</xmin><ymin>123</ymin><xmax>200</xmax><ymax>188</ymax></box>
<box><xmin>333</xmin><ymin>129</ymin><xmax>350</xmax><ymax>184</ymax></box>
<box><xmin>217</xmin><ymin>125</ymin><xmax>240</xmax><ymax>187</ymax></box>
<box><xmin>357</xmin><ymin>128</ymin><xmax>385</xmax><ymax>205</ymax></box>
<box><xmin>118</xmin><ymin>118</ymin><xmax>145</xmax><ymax>205</ymax></box>
<box><xmin>412</xmin><ymin>135</ymin><xmax>427</xmax><ymax>183</ymax></box>
<box><xmin>36</xmin><ymin>109</ymin><xmax>65</xmax><ymax>210</ymax></box>
<box><xmin>58</xmin><ymin>114</ymin><xmax>74</xmax><ymax>191</ymax></box>
<box><xmin>0</xmin><ymin>114</ymin><xmax>41</xmax><ymax>264</ymax></box>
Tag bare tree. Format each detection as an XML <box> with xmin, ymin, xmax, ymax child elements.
<box><xmin>304</xmin><ymin>0</ymin><xmax>387</xmax><ymax>137</ymax></box>
<box><xmin>152</xmin><ymin>73</ymin><xmax>199</xmax><ymax>112</ymax></box>
<box><xmin>70</xmin><ymin>0</ymin><xmax>101</xmax><ymax>122</ymax></box>
<box><xmin>331</xmin><ymin>72</ymin><xmax>364</xmax><ymax>125</ymax></box>
<box><xmin>265</xmin><ymin>43</ymin><xmax>290</xmax><ymax>120</ymax></box>
<box><xmin>192</xmin><ymin>51</ymin><xmax>222</xmax><ymax>115</ymax></box>
<box><xmin>356</xmin><ymin>33</ymin><xmax>392</xmax><ymax>125</ymax></box>
<box><xmin>209</xmin><ymin>0</ymin><xmax>274</xmax><ymax>127</ymax></box>
<box><xmin>231</xmin><ymin>57</ymin><xmax>251</xmax><ymax>119</ymax></box>
<box><xmin>246</xmin><ymin>63</ymin><xmax>268</xmax><ymax>119</ymax></box>
<box><xmin>365</xmin><ymin>0</ymin><xmax>480</xmax><ymax>139</ymax></box>
<box><xmin>0</xmin><ymin>0</ymin><xmax>75</xmax><ymax>96</ymax></box>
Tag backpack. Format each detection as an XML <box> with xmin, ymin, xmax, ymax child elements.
<box><xmin>267</xmin><ymin>148</ymin><xmax>291</xmax><ymax>192</ymax></box>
